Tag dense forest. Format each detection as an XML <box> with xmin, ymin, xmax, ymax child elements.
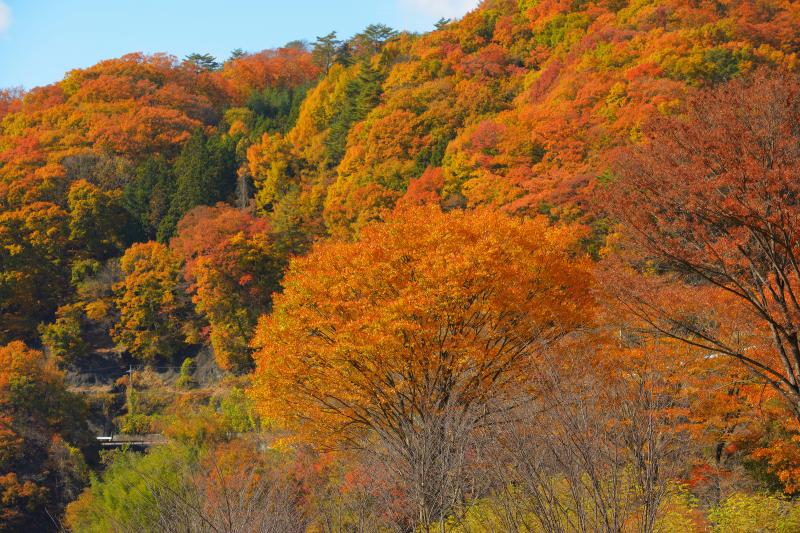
<box><xmin>2</xmin><ymin>0</ymin><xmax>800</xmax><ymax>530</ymax></box>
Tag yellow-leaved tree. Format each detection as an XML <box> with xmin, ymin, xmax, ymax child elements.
<box><xmin>112</xmin><ymin>242</ymin><xmax>193</xmax><ymax>361</ymax></box>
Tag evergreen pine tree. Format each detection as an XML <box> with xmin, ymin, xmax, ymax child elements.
<box><xmin>184</xmin><ymin>53</ymin><xmax>221</xmax><ymax>71</ymax></box>
<box><xmin>312</xmin><ymin>32</ymin><xmax>341</xmax><ymax>72</ymax></box>
<box><xmin>228</xmin><ymin>48</ymin><xmax>247</xmax><ymax>61</ymax></box>
<box><xmin>352</xmin><ymin>24</ymin><xmax>398</xmax><ymax>58</ymax></box>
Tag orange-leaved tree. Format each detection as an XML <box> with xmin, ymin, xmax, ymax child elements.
<box><xmin>171</xmin><ymin>204</ymin><xmax>282</xmax><ymax>372</ymax></box>
<box><xmin>0</xmin><ymin>341</ymin><xmax>89</xmax><ymax>531</ymax></box>
<box><xmin>250</xmin><ymin>205</ymin><xmax>594</xmax><ymax>527</ymax></box>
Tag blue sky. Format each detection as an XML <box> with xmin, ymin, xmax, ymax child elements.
<box><xmin>0</xmin><ymin>0</ymin><xmax>479</xmax><ymax>89</ymax></box>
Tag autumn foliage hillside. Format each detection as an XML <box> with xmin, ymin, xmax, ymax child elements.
<box><xmin>0</xmin><ymin>48</ymin><xmax>318</xmax><ymax>207</ymax></box>
<box><xmin>248</xmin><ymin>0</ymin><xmax>800</xmax><ymax>239</ymax></box>
<box><xmin>2</xmin><ymin>0</ymin><xmax>800</xmax><ymax>530</ymax></box>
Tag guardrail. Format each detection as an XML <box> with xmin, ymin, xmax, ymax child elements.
<box><xmin>96</xmin><ymin>434</ymin><xmax>168</xmax><ymax>447</ymax></box>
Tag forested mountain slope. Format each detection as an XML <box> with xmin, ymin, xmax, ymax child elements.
<box><xmin>2</xmin><ymin>0</ymin><xmax>800</xmax><ymax>530</ymax></box>
<box><xmin>247</xmin><ymin>0</ymin><xmax>800</xmax><ymax>239</ymax></box>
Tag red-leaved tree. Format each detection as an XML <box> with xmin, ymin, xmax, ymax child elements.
<box><xmin>608</xmin><ymin>69</ymin><xmax>800</xmax><ymax>418</ymax></box>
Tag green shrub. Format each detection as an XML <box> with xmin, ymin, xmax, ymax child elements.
<box><xmin>65</xmin><ymin>445</ymin><xmax>191</xmax><ymax>533</ymax></box>
<box><xmin>709</xmin><ymin>492</ymin><xmax>800</xmax><ymax>533</ymax></box>
<box><xmin>119</xmin><ymin>413</ymin><xmax>156</xmax><ymax>434</ymax></box>
<box><xmin>39</xmin><ymin>304</ymin><xmax>87</xmax><ymax>363</ymax></box>
<box><xmin>176</xmin><ymin>357</ymin><xmax>197</xmax><ymax>389</ymax></box>
<box><xmin>219</xmin><ymin>387</ymin><xmax>258</xmax><ymax>433</ymax></box>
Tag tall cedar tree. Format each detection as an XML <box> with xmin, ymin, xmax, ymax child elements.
<box><xmin>158</xmin><ymin>131</ymin><xmax>237</xmax><ymax>241</ymax></box>
<box><xmin>125</xmin><ymin>157</ymin><xmax>176</xmax><ymax>240</ymax></box>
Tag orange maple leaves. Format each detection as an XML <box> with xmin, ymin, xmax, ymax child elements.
<box><xmin>250</xmin><ymin>206</ymin><xmax>594</xmax><ymax>443</ymax></box>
